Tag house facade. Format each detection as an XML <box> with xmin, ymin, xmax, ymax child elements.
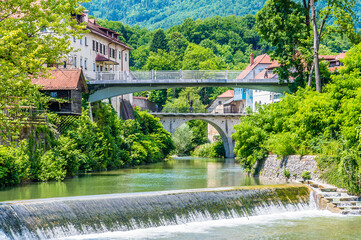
<box><xmin>52</xmin><ymin>10</ymin><xmax>133</xmax><ymax>115</ymax></box>
<box><xmin>235</xmin><ymin>54</ymin><xmax>275</xmax><ymax>111</ymax></box>
<box><xmin>32</xmin><ymin>69</ymin><xmax>88</xmax><ymax>115</ymax></box>
<box><xmin>66</xmin><ymin>11</ymin><xmax>131</xmax><ymax>80</ymax></box>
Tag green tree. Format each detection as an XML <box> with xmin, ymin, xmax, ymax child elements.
<box><xmin>150</xmin><ymin>29</ymin><xmax>169</xmax><ymax>52</ymax></box>
<box><xmin>182</xmin><ymin>43</ymin><xmax>226</xmax><ymax>70</ymax></box>
<box><xmin>163</xmin><ymin>87</ymin><xmax>206</xmax><ymax>113</ymax></box>
<box><xmin>144</xmin><ymin>50</ymin><xmax>180</xmax><ymax>70</ymax></box>
<box><xmin>257</xmin><ymin>0</ymin><xmax>360</xmax><ymax>93</ymax></box>
<box><xmin>0</xmin><ymin>0</ymin><xmax>86</xmax><ymax>142</ymax></box>
<box><xmin>168</xmin><ymin>32</ymin><xmax>189</xmax><ymax>57</ymax></box>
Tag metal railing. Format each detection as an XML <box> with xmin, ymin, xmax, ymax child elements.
<box><xmin>87</xmin><ymin>70</ymin><xmax>256</xmax><ymax>82</ymax></box>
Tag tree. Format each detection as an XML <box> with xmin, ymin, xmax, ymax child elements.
<box><xmin>309</xmin><ymin>0</ymin><xmax>360</xmax><ymax>92</ymax></box>
<box><xmin>163</xmin><ymin>87</ymin><xmax>206</xmax><ymax>113</ymax></box>
<box><xmin>149</xmin><ymin>29</ymin><xmax>168</xmax><ymax>52</ymax></box>
<box><xmin>168</xmin><ymin>32</ymin><xmax>189</xmax><ymax>57</ymax></box>
<box><xmin>182</xmin><ymin>43</ymin><xmax>226</xmax><ymax>70</ymax></box>
<box><xmin>0</xmin><ymin>0</ymin><xmax>86</xmax><ymax>143</ymax></box>
<box><xmin>256</xmin><ymin>0</ymin><xmax>310</xmax><ymax>91</ymax></box>
<box><xmin>257</xmin><ymin>0</ymin><xmax>360</xmax><ymax>93</ymax></box>
<box><xmin>143</xmin><ymin>50</ymin><xmax>180</xmax><ymax>70</ymax></box>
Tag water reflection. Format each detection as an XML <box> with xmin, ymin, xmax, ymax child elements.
<box><xmin>0</xmin><ymin>157</ymin><xmax>264</xmax><ymax>202</ymax></box>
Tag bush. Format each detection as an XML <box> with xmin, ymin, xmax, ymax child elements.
<box><xmin>0</xmin><ymin>142</ymin><xmax>30</xmax><ymax>187</ymax></box>
<box><xmin>193</xmin><ymin>141</ymin><xmax>225</xmax><ymax>158</ymax></box>
<box><xmin>232</xmin><ymin>42</ymin><xmax>361</xmax><ymax>193</ymax></box>
<box><xmin>284</xmin><ymin>168</ymin><xmax>291</xmax><ymax>178</ymax></box>
<box><xmin>301</xmin><ymin>171</ymin><xmax>311</xmax><ymax>180</ymax></box>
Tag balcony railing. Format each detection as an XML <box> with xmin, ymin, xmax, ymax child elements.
<box><xmin>86</xmin><ymin>70</ymin><xmax>257</xmax><ymax>82</ymax></box>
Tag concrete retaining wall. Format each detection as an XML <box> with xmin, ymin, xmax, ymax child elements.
<box><xmin>255</xmin><ymin>155</ymin><xmax>321</xmax><ymax>182</ymax></box>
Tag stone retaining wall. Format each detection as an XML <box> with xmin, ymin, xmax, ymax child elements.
<box><xmin>255</xmin><ymin>155</ymin><xmax>321</xmax><ymax>182</ymax></box>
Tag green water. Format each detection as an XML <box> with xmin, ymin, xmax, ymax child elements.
<box><xmin>0</xmin><ymin>157</ymin><xmax>263</xmax><ymax>202</ymax></box>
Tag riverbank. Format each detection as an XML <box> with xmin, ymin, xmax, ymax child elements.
<box><xmin>0</xmin><ymin>103</ymin><xmax>174</xmax><ymax>188</ymax></box>
<box><xmin>232</xmin><ymin>44</ymin><xmax>361</xmax><ymax>194</ymax></box>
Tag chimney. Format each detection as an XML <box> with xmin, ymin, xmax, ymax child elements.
<box><xmin>84</xmin><ymin>10</ymin><xmax>89</xmax><ymax>23</ymax></box>
<box><xmin>250</xmin><ymin>53</ymin><xmax>254</xmax><ymax>65</ymax></box>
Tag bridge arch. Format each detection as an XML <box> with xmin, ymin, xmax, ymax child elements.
<box><xmin>152</xmin><ymin>113</ymin><xmax>244</xmax><ymax>158</ymax></box>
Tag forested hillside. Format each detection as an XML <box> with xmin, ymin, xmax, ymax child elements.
<box><xmin>83</xmin><ymin>0</ymin><xmax>267</xmax><ymax>29</ymax></box>
<box><xmin>84</xmin><ymin>0</ymin><xmax>361</xmax><ymax>30</ymax></box>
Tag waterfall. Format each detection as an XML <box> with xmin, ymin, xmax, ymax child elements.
<box><xmin>0</xmin><ymin>185</ymin><xmax>314</xmax><ymax>240</ymax></box>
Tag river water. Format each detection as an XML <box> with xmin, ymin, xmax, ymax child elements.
<box><xmin>1</xmin><ymin>157</ymin><xmax>361</xmax><ymax>239</ymax></box>
<box><xmin>0</xmin><ymin>157</ymin><xmax>262</xmax><ymax>202</ymax></box>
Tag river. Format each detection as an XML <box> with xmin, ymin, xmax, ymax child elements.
<box><xmin>1</xmin><ymin>157</ymin><xmax>360</xmax><ymax>240</ymax></box>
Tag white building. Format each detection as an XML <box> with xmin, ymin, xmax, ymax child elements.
<box><xmin>252</xmin><ymin>61</ymin><xmax>283</xmax><ymax>110</ymax></box>
<box><xmin>235</xmin><ymin>54</ymin><xmax>277</xmax><ymax>111</ymax></box>
<box><xmin>63</xmin><ymin>11</ymin><xmax>133</xmax><ymax>114</ymax></box>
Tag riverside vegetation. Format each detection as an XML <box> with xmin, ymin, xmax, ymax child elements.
<box><xmin>0</xmin><ymin>104</ymin><xmax>174</xmax><ymax>187</ymax></box>
<box><xmin>232</xmin><ymin>43</ymin><xmax>361</xmax><ymax>194</ymax></box>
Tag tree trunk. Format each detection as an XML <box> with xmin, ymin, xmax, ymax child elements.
<box><xmin>308</xmin><ymin>64</ymin><xmax>314</xmax><ymax>87</ymax></box>
<box><xmin>310</xmin><ymin>0</ymin><xmax>322</xmax><ymax>93</ymax></box>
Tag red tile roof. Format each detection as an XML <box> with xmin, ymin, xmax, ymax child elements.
<box><xmin>237</xmin><ymin>54</ymin><xmax>273</xmax><ymax>79</ymax></box>
<box><xmin>32</xmin><ymin>69</ymin><xmax>88</xmax><ymax>92</ymax></box>
<box><xmin>95</xmin><ymin>54</ymin><xmax>119</xmax><ymax>65</ymax></box>
<box><xmin>87</xmin><ymin>20</ymin><xmax>131</xmax><ymax>50</ymax></box>
<box><xmin>255</xmin><ymin>69</ymin><xmax>277</xmax><ymax>79</ymax></box>
<box><xmin>319</xmin><ymin>55</ymin><xmax>336</xmax><ymax>61</ymax></box>
<box><xmin>218</xmin><ymin>90</ymin><xmax>234</xmax><ymax>98</ymax></box>
<box><xmin>336</xmin><ymin>52</ymin><xmax>346</xmax><ymax>60</ymax></box>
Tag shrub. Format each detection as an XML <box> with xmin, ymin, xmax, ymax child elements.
<box><xmin>193</xmin><ymin>141</ymin><xmax>225</xmax><ymax>158</ymax></box>
<box><xmin>301</xmin><ymin>171</ymin><xmax>311</xmax><ymax>180</ymax></box>
<box><xmin>283</xmin><ymin>168</ymin><xmax>291</xmax><ymax>178</ymax></box>
<box><xmin>0</xmin><ymin>142</ymin><xmax>30</xmax><ymax>187</ymax></box>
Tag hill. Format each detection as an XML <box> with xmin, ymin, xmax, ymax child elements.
<box><xmin>83</xmin><ymin>0</ymin><xmax>267</xmax><ymax>30</ymax></box>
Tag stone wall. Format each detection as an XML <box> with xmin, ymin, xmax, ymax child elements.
<box><xmin>255</xmin><ymin>155</ymin><xmax>321</xmax><ymax>182</ymax></box>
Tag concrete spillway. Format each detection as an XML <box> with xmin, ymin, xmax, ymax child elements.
<box><xmin>0</xmin><ymin>185</ymin><xmax>314</xmax><ymax>240</ymax></box>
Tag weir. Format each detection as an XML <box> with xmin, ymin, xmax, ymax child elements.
<box><xmin>0</xmin><ymin>185</ymin><xmax>314</xmax><ymax>240</ymax></box>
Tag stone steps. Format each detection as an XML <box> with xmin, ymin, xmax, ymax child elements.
<box><xmin>306</xmin><ymin>180</ymin><xmax>361</xmax><ymax>215</ymax></box>
<box><xmin>341</xmin><ymin>210</ymin><xmax>361</xmax><ymax>215</ymax></box>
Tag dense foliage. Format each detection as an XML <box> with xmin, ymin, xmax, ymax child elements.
<box><xmin>233</xmin><ymin>43</ymin><xmax>361</xmax><ymax>194</ymax></box>
<box><xmin>83</xmin><ymin>0</ymin><xmax>268</xmax><ymax>30</ymax></box>
<box><xmin>0</xmin><ymin>104</ymin><xmax>174</xmax><ymax>187</ymax></box>
<box><xmin>256</xmin><ymin>0</ymin><xmax>360</xmax><ymax>92</ymax></box>
<box><xmin>0</xmin><ymin>0</ymin><xmax>86</xmax><ymax>144</ymax></box>
<box><xmin>83</xmin><ymin>0</ymin><xmax>361</xmax><ymax>30</ymax></box>
<box><xmin>192</xmin><ymin>141</ymin><xmax>225</xmax><ymax>158</ymax></box>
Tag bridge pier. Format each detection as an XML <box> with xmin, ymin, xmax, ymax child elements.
<box><xmin>151</xmin><ymin>113</ymin><xmax>243</xmax><ymax>158</ymax></box>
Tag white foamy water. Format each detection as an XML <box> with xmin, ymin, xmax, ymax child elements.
<box><xmin>59</xmin><ymin>210</ymin><xmax>342</xmax><ymax>240</ymax></box>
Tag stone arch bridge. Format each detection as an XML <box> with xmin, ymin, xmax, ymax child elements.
<box><xmin>151</xmin><ymin>113</ymin><xmax>246</xmax><ymax>158</ymax></box>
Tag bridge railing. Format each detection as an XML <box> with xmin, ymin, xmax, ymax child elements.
<box><xmin>87</xmin><ymin>70</ymin><xmax>256</xmax><ymax>82</ymax></box>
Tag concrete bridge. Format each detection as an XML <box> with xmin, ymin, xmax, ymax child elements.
<box><xmin>87</xmin><ymin>70</ymin><xmax>289</xmax><ymax>102</ymax></box>
<box><xmin>151</xmin><ymin>112</ymin><xmax>246</xmax><ymax>158</ymax></box>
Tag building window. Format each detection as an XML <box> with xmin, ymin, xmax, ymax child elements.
<box><xmin>92</xmin><ymin>40</ymin><xmax>95</xmax><ymax>51</ymax></box>
<box><xmin>93</xmin><ymin>62</ymin><xmax>96</xmax><ymax>72</ymax></box>
<box><xmin>100</xmin><ymin>43</ymin><xmax>102</xmax><ymax>54</ymax></box>
<box><xmin>103</xmin><ymin>45</ymin><xmax>105</xmax><ymax>55</ymax></box>
<box><xmin>96</xmin><ymin>42</ymin><xmax>98</xmax><ymax>52</ymax></box>
<box><xmin>119</xmin><ymin>51</ymin><xmax>122</xmax><ymax>60</ymax></box>
<box><xmin>73</xmin><ymin>36</ymin><xmax>76</xmax><ymax>42</ymax></box>
<box><xmin>50</xmin><ymin>92</ymin><xmax>58</xmax><ymax>98</ymax></box>
<box><xmin>63</xmin><ymin>61</ymin><xmax>67</xmax><ymax>69</ymax></box>
<box><xmin>80</xmin><ymin>57</ymin><xmax>83</xmax><ymax>68</ymax></box>
<box><xmin>125</xmin><ymin>53</ymin><xmax>127</xmax><ymax>62</ymax></box>
<box><xmin>80</xmin><ymin>37</ymin><xmax>82</xmax><ymax>45</ymax></box>
<box><xmin>74</xmin><ymin>56</ymin><xmax>77</xmax><ymax>67</ymax></box>
<box><xmin>97</xmin><ymin>65</ymin><xmax>99</xmax><ymax>71</ymax></box>
<box><xmin>113</xmin><ymin>49</ymin><xmax>115</xmax><ymax>59</ymax></box>
<box><xmin>85</xmin><ymin>37</ymin><xmax>88</xmax><ymax>46</ymax></box>
<box><xmin>85</xmin><ymin>59</ymin><xmax>87</xmax><ymax>70</ymax></box>
<box><xmin>100</xmin><ymin>66</ymin><xmax>103</xmax><ymax>71</ymax></box>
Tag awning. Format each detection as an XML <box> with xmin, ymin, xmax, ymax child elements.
<box><xmin>95</xmin><ymin>54</ymin><xmax>119</xmax><ymax>65</ymax></box>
